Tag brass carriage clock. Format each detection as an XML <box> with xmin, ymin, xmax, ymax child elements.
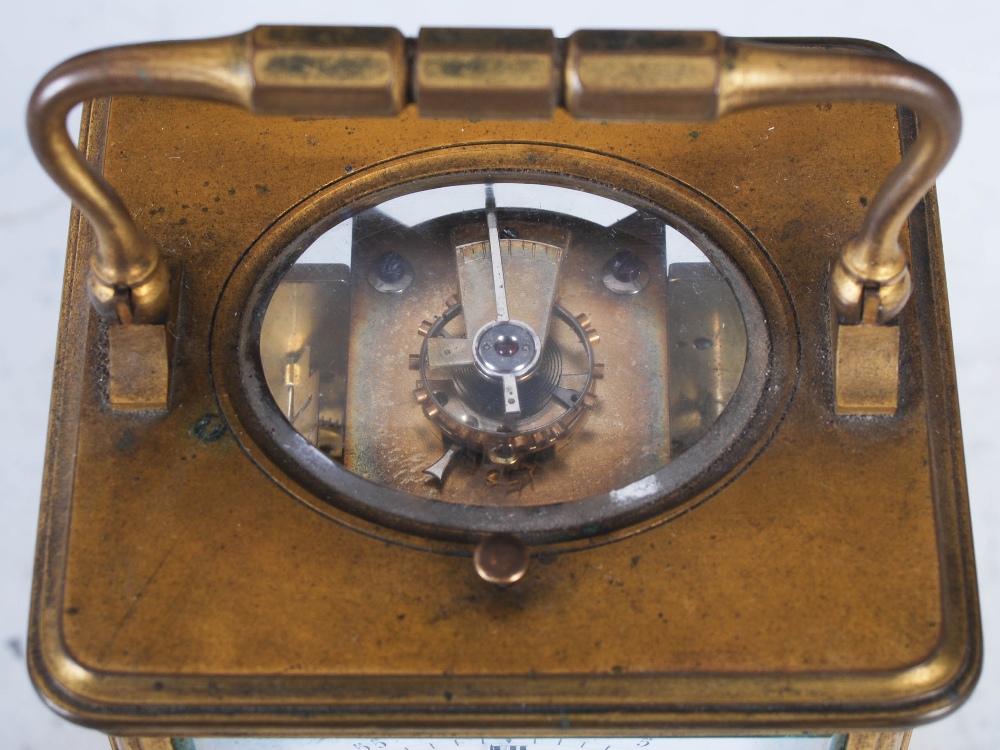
<box><xmin>26</xmin><ymin>25</ymin><xmax>980</xmax><ymax>750</ymax></box>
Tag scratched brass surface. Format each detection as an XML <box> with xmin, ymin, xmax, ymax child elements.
<box><xmin>30</xmin><ymin>76</ymin><xmax>978</xmax><ymax>734</ymax></box>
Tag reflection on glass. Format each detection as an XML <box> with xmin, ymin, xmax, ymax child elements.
<box><xmin>260</xmin><ymin>182</ymin><xmax>748</xmax><ymax>507</ymax></box>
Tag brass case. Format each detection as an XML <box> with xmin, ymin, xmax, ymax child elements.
<box><xmin>30</xmin><ymin>40</ymin><xmax>980</xmax><ymax>736</ymax></box>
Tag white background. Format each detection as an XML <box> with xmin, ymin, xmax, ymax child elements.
<box><xmin>1</xmin><ymin>1</ymin><xmax>997</xmax><ymax>748</ymax></box>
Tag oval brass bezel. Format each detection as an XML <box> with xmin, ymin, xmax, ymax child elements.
<box><xmin>211</xmin><ymin>142</ymin><xmax>799</xmax><ymax>547</ymax></box>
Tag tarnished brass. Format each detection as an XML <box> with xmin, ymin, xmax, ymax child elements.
<box><xmin>834</xmin><ymin>293</ymin><xmax>900</xmax><ymax>415</ymax></box>
<box><xmin>565</xmin><ymin>31</ymin><xmax>724</xmax><ymax>121</ymax></box>
<box><xmin>27</xmin><ymin>31</ymin><xmax>978</xmax><ymax>740</ymax></box>
<box><xmin>28</xmin><ymin>27</ymin><xmax>960</xmax><ymax>414</ymax></box>
<box><xmin>715</xmin><ymin>40</ymin><xmax>958</xmax><ymax>326</ymax></box>
<box><xmin>834</xmin><ymin>323</ymin><xmax>900</xmax><ymax>415</ymax></box>
<box><xmin>27</xmin><ymin>26</ymin><xmax>407</xmax><ymax>325</ymax></box>
<box><xmin>416</xmin><ymin>28</ymin><xmax>558</xmax><ymax>119</ymax></box>
<box><xmin>250</xmin><ymin>26</ymin><xmax>407</xmax><ymax>116</ymax></box>
<box><xmin>29</xmin><ymin>27</ymin><xmax>958</xmax><ymax>332</ymax></box>
<box><xmin>107</xmin><ymin>325</ymin><xmax>170</xmax><ymax>412</ymax></box>
<box><xmin>564</xmin><ymin>30</ymin><xmax>959</xmax><ymax>325</ymax></box>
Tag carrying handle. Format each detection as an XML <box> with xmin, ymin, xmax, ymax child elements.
<box><xmin>29</xmin><ymin>27</ymin><xmax>959</xmax><ymax>325</ymax></box>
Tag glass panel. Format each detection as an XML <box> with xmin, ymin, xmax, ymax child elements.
<box><xmin>259</xmin><ymin>180</ymin><xmax>749</xmax><ymax>519</ymax></box>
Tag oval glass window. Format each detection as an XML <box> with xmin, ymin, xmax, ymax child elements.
<box><xmin>258</xmin><ymin>180</ymin><xmax>750</xmax><ymax>514</ymax></box>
